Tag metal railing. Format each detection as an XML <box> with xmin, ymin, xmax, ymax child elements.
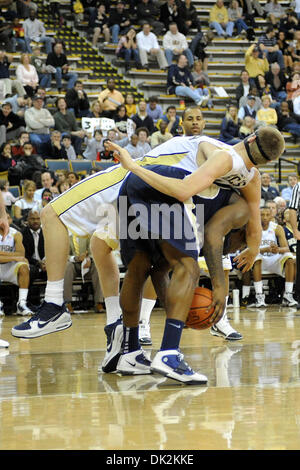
<box><xmin>276</xmin><ymin>157</ymin><xmax>300</xmax><ymax>183</ymax></box>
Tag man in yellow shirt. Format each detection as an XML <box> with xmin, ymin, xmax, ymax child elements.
<box><xmin>209</xmin><ymin>0</ymin><xmax>234</xmax><ymax>37</ymax></box>
<box><xmin>245</xmin><ymin>44</ymin><xmax>269</xmax><ymax>78</ymax></box>
<box><xmin>98</xmin><ymin>78</ymin><xmax>125</xmax><ymax>118</ymax></box>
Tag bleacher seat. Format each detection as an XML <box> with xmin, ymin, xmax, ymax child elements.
<box><xmin>9</xmin><ymin>186</ymin><xmax>21</xmax><ymax>198</ymax></box>
<box><xmin>93</xmin><ymin>161</ymin><xmax>117</xmax><ymax>171</ymax></box>
<box><xmin>45</xmin><ymin>160</ymin><xmax>70</xmax><ymax>171</ymax></box>
<box><xmin>70</xmin><ymin>160</ymin><xmax>93</xmax><ymax>173</ymax></box>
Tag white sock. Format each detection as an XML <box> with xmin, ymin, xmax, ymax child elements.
<box><xmin>105</xmin><ymin>296</ymin><xmax>122</xmax><ymax>325</ymax></box>
<box><xmin>254</xmin><ymin>281</ymin><xmax>263</xmax><ymax>295</ymax></box>
<box><xmin>44</xmin><ymin>280</ymin><xmax>64</xmax><ymax>306</ymax></box>
<box><xmin>18</xmin><ymin>288</ymin><xmax>28</xmax><ymax>304</ymax></box>
<box><xmin>140</xmin><ymin>298</ymin><xmax>156</xmax><ymax>324</ymax></box>
<box><xmin>285</xmin><ymin>282</ymin><xmax>294</xmax><ymax>294</ymax></box>
<box><xmin>242</xmin><ymin>285</ymin><xmax>250</xmax><ymax>298</ymax></box>
<box><xmin>216</xmin><ymin>296</ymin><xmax>228</xmax><ymax>324</ymax></box>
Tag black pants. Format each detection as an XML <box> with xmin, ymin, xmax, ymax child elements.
<box><xmin>296</xmin><ymin>239</ymin><xmax>300</xmax><ymax>301</ymax></box>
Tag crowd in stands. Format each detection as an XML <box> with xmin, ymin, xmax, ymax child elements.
<box><xmin>1</xmin><ymin>0</ymin><xmax>300</xmax><ymax>313</ymax></box>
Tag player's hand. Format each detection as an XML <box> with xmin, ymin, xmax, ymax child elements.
<box><xmin>234</xmin><ymin>248</ymin><xmax>257</xmax><ymax>273</ymax></box>
<box><xmin>105</xmin><ymin>141</ymin><xmax>137</xmax><ymax>171</ymax></box>
<box><xmin>294</xmin><ymin>229</ymin><xmax>300</xmax><ymax>241</ymax></box>
<box><xmin>208</xmin><ymin>286</ymin><xmax>226</xmax><ymax>325</ymax></box>
<box><xmin>0</xmin><ymin>216</ymin><xmax>9</xmax><ymax>240</ymax></box>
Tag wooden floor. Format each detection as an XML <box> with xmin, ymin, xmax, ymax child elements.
<box><xmin>1</xmin><ymin>306</ymin><xmax>300</xmax><ymax>450</ymax></box>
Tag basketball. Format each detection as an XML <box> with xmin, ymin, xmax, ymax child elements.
<box><xmin>186</xmin><ymin>287</ymin><xmax>215</xmax><ymax>330</ymax></box>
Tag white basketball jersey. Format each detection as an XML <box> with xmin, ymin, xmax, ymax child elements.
<box><xmin>142</xmin><ymin>135</ymin><xmax>256</xmax><ymax>189</ymax></box>
<box><xmin>260</xmin><ymin>222</ymin><xmax>277</xmax><ymax>256</ymax></box>
<box><xmin>0</xmin><ymin>227</ymin><xmax>17</xmax><ymax>253</ymax></box>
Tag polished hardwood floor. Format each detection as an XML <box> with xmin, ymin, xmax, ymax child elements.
<box><xmin>1</xmin><ymin>306</ymin><xmax>300</xmax><ymax>450</ymax></box>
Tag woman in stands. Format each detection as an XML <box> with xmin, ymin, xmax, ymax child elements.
<box><xmin>14</xmin><ymin>180</ymin><xmax>38</xmax><ymax>223</ymax></box>
<box><xmin>90</xmin><ymin>3</ymin><xmax>110</xmax><ymax>48</ymax></box>
<box><xmin>219</xmin><ymin>105</ymin><xmax>242</xmax><ymax>144</ymax></box>
<box><xmin>115</xmin><ymin>27</ymin><xmax>141</xmax><ymax>72</ymax></box>
<box><xmin>16</xmin><ymin>53</ymin><xmax>39</xmax><ymax>98</ymax></box>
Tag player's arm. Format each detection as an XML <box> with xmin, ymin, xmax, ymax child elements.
<box><xmin>275</xmin><ymin>225</ymin><xmax>290</xmax><ymax>254</ymax></box>
<box><xmin>203</xmin><ymin>196</ymin><xmax>249</xmax><ymax>323</ymax></box>
<box><xmin>289</xmin><ymin>208</ymin><xmax>300</xmax><ymax>240</ymax></box>
<box><xmin>234</xmin><ymin>171</ymin><xmax>262</xmax><ymax>272</ymax></box>
<box><xmin>107</xmin><ymin>141</ymin><xmax>233</xmax><ymax>201</ymax></box>
<box><xmin>0</xmin><ymin>193</ymin><xmax>9</xmax><ymax>240</ymax></box>
<box><xmin>0</xmin><ymin>232</ymin><xmax>27</xmax><ymax>263</ymax></box>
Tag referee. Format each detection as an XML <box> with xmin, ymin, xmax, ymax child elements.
<box><xmin>289</xmin><ymin>181</ymin><xmax>300</xmax><ymax>307</ymax></box>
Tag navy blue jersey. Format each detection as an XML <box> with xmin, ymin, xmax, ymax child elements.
<box><xmin>284</xmin><ymin>226</ymin><xmax>297</xmax><ymax>253</ymax></box>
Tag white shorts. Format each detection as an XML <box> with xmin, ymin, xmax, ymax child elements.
<box><xmin>0</xmin><ymin>261</ymin><xmax>28</xmax><ymax>285</ymax></box>
<box><xmin>255</xmin><ymin>252</ymin><xmax>294</xmax><ymax>277</ymax></box>
<box><xmin>198</xmin><ymin>255</ymin><xmax>232</xmax><ymax>277</ymax></box>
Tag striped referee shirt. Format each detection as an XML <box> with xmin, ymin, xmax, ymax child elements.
<box><xmin>289</xmin><ymin>183</ymin><xmax>300</xmax><ymax>222</ymax></box>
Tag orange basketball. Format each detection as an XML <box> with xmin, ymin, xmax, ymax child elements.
<box><xmin>186</xmin><ymin>287</ymin><xmax>215</xmax><ymax>330</ymax></box>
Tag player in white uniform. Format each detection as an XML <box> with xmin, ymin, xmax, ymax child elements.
<box><xmin>0</xmin><ymin>212</ymin><xmax>33</xmax><ymax>318</ymax></box>
<box><xmin>249</xmin><ymin>206</ymin><xmax>297</xmax><ymax>308</ymax></box>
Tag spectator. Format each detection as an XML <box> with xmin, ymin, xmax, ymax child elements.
<box><xmin>191</xmin><ymin>60</ymin><xmax>211</xmax><ymax>107</ymax></box>
<box><xmin>167</xmin><ymin>54</ymin><xmax>208</xmax><ymax>107</ymax></box>
<box><xmin>124</xmin><ymin>133</ymin><xmax>145</xmax><ymax>159</ymax></box>
<box><xmin>256</xmin><ymin>95</ymin><xmax>278</xmax><ymax>126</ymax></box>
<box><xmin>33</xmin><ymin>170</ymin><xmax>58</xmax><ymax>201</ymax></box>
<box><xmin>41</xmin><ymin>130</ymin><xmax>68</xmax><ymax>159</ymax></box>
<box><xmin>97</xmin><ymin>78</ymin><xmax>125</xmax><ymax>118</ymax></box>
<box><xmin>0</xmin><ymin>142</ymin><xmax>16</xmax><ymax>175</ymax></box>
<box><xmin>228</xmin><ymin>0</ymin><xmax>251</xmax><ymax>38</ymax></box>
<box><xmin>146</xmin><ymin>96</ymin><xmax>163</xmax><ymax>124</ymax></box>
<box><xmin>238</xmin><ymin>115</ymin><xmax>256</xmax><ymax>138</ymax></box>
<box><xmin>245</xmin><ymin>44</ymin><xmax>269</xmax><ymax>78</ymax></box>
<box><xmin>90</xmin><ymin>3</ymin><xmax>110</xmax><ymax>48</ymax></box>
<box><xmin>159</xmin><ymin>0</ymin><xmax>184</xmax><ymax>33</ymax></box>
<box><xmin>281</xmin><ymin>174</ymin><xmax>298</xmax><ymax>202</ymax></box>
<box><xmin>250</xmin><ymin>206</ymin><xmax>297</xmax><ymax>308</ymax></box>
<box><xmin>25</xmin><ymin>94</ymin><xmax>54</xmax><ymax>154</ymax></box>
<box><xmin>48</xmin><ymin>0</ymin><xmax>64</xmax><ymax>27</ymax></box>
<box><xmin>16</xmin><ymin>0</ymin><xmax>38</xmax><ymax>19</ymax></box>
<box><xmin>109</xmin><ymin>1</ymin><xmax>130</xmax><ymax>44</ymax></box>
<box><xmin>163</xmin><ymin>22</ymin><xmax>194</xmax><ymax>68</ymax></box>
<box><xmin>67</xmin><ymin>171</ymin><xmax>80</xmax><ymax>187</ymax></box>
<box><xmin>14</xmin><ymin>141</ymin><xmax>46</xmax><ymax>182</ymax></box>
<box><xmin>11</xmin><ymin>131</ymin><xmax>36</xmax><ymax>158</ymax></box>
<box><xmin>23</xmin><ymin>9</ymin><xmax>52</xmax><ymax>54</ymax></box>
<box><xmin>16</xmin><ymin>53</ymin><xmax>39</xmax><ymax>98</ymax></box>
<box><xmin>236</xmin><ymin>69</ymin><xmax>254</xmax><ymax>103</ymax></box>
<box><xmin>0</xmin><ymin>212</ymin><xmax>33</xmax><ymax>316</ymax></box>
<box><xmin>83</xmin><ymin>128</ymin><xmax>103</xmax><ymax>160</ymax></box>
<box><xmin>0</xmin><ymin>14</ymin><xmax>14</xmax><ymax>52</ymax></box>
<box><xmin>276</xmin><ymin>101</ymin><xmax>300</xmax><ymax>142</ymax></box>
<box><xmin>135</xmin><ymin>127</ymin><xmax>151</xmax><ymax>157</ymax></box>
<box><xmin>14</xmin><ymin>179</ymin><xmax>38</xmax><ymax>221</ymax></box>
<box><xmin>242</xmin><ymin>0</ymin><xmax>264</xmax><ymax>20</ymax></box>
<box><xmin>277</xmin><ymin>31</ymin><xmax>293</xmax><ymax>73</ymax></box>
<box><xmin>190</xmin><ymin>31</ymin><xmax>214</xmax><ymax>71</ymax></box>
<box><xmin>62</xmin><ymin>134</ymin><xmax>76</xmax><ymax>161</ymax></box>
<box><xmin>73</xmin><ymin>0</ymin><xmax>84</xmax><ymax>26</ymax></box>
<box><xmin>116</xmin><ymin>27</ymin><xmax>141</xmax><ymax>72</ymax></box>
<box><xmin>237</xmin><ymin>94</ymin><xmax>257</xmax><ymax>120</ymax></box>
<box><xmin>53</xmin><ymin>97</ymin><xmax>85</xmax><ymax>156</ymax></box>
<box><xmin>258</xmin><ymin>25</ymin><xmax>285</xmax><ymax>71</ymax></box>
<box><xmin>261</xmin><ymin>172</ymin><xmax>279</xmax><ymax>202</ymax></box>
<box><xmin>0</xmin><ymin>51</ymin><xmax>26</xmax><ymax>99</ymax></box>
<box><xmin>90</xmin><ymin>100</ymin><xmax>103</xmax><ymax>118</ymax></box>
<box><xmin>283</xmin><ymin>208</ymin><xmax>297</xmax><ymax>254</ymax></box>
<box><xmin>105</xmin><ymin>128</ymin><xmax>129</xmax><ymax>148</ymax></box>
<box><xmin>291</xmin><ymin>30</ymin><xmax>300</xmax><ymax>65</ymax></box>
<box><xmin>136</xmin><ymin>0</ymin><xmax>164</xmax><ymax>36</ymax></box>
<box><xmin>114</xmin><ymin>104</ymin><xmax>131</xmax><ymax>135</ymax></box>
<box><xmin>179</xmin><ymin>0</ymin><xmax>202</xmax><ymax>35</ymax></box>
<box><xmin>64</xmin><ymin>233</ymin><xmax>104</xmax><ymax>313</ymax></box>
<box><xmin>279</xmin><ymin>10</ymin><xmax>299</xmax><ymax>41</ymax></box>
<box><xmin>0</xmin><ymin>180</ymin><xmax>18</xmax><ymax>214</ymax></box>
<box><xmin>30</xmin><ymin>45</ymin><xmax>54</xmax><ymax>91</ymax></box>
<box><xmin>209</xmin><ymin>0</ymin><xmax>234</xmax><ymax>38</ymax></box>
<box><xmin>239</xmin><ymin>85</ymin><xmax>262</xmax><ymax>110</ymax></box>
<box><xmin>46</xmin><ymin>41</ymin><xmax>78</xmax><ymax>93</ymax></box>
<box><xmin>97</xmin><ymin>139</ymin><xmax>116</xmax><ymax>161</ymax></box>
<box><xmin>158</xmin><ymin>105</ymin><xmax>181</xmax><ymax>136</ymax></box>
<box><xmin>65</xmin><ymin>80</ymin><xmax>91</xmax><ymax>118</ymax></box>
<box><xmin>125</xmin><ymin>93</ymin><xmax>137</xmax><ymax>118</ymax></box>
<box><xmin>264</xmin><ymin>0</ymin><xmax>286</xmax><ymax>27</ymax></box>
<box><xmin>21</xmin><ymin>210</ymin><xmax>47</xmax><ymax>299</ymax></box>
<box><xmin>0</xmin><ymin>102</ymin><xmax>25</xmax><ymax>146</ymax></box>
<box><xmin>255</xmin><ymin>74</ymin><xmax>272</xmax><ymax>99</ymax></box>
<box><xmin>136</xmin><ymin>22</ymin><xmax>168</xmax><ymax>71</ymax></box>
<box><xmin>219</xmin><ymin>105</ymin><xmax>241</xmax><ymax>144</ymax></box>
<box><xmin>4</xmin><ymin>95</ymin><xmax>31</xmax><ymax>118</ymax></box>
<box><xmin>287</xmin><ymin>72</ymin><xmax>300</xmax><ymax>103</ymax></box>
<box><xmin>150</xmin><ymin>120</ymin><xmax>173</xmax><ymax>148</ymax></box>
<box><xmin>11</xmin><ymin>17</ymin><xmax>27</xmax><ymax>53</ymax></box>
<box><xmin>131</xmin><ymin>99</ymin><xmax>155</xmax><ymax>135</ymax></box>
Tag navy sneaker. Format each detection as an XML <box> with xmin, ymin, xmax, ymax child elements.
<box><xmin>210</xmin><ymin>313</ymin><xmax>243</xmax><ymax>341</ymax></box>
<box><xmin>11</xmin><ymin>302</ymin><xmax>72</xmax><ymax>339</ymax></box>
<box><xmin>101</xmin><ymin>318</ymin><xmax>123</xmax><ymax>373</ymax></box>
<box><xmin>151</xmin><ymin>349</ymin><xmax>208</xmax><ymax>385</ymax></box>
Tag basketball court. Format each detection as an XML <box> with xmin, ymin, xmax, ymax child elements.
<box><xmin>1</xmin><ymin>305</ymin><xmax>300</xmax><ymax>450</ymax></box>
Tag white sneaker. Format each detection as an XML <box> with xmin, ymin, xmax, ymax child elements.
<box><xmin>201</xmin><ymin>96</ymin><xmax>209</xmax><ymax>107</ymax></box>
<box><xmin>210</xmin><ymin>313</ymin><xmax>243</xmax><ymax>340</ymax></box>
<box><xmin>249</xmin><ymin>293</ymin><xmax>266</xmax><ymax>308</ymax></box>
<box><xmin>282</xmin><ymin>293</ymin><xmax>298</xmax><ymax>307</ymax></box>
<box><xmin>139</xmin><ymin>320</ymin><xmax>152</xmax><ymax>345</ymax></box>
<box><xmin>0</xmin><ymin>338</ymin><xmax>9</xmax><ymax>348</ymax></box>
<box><xmin>151</xmin><ymin>349</ymin><xmax>208</xmax><ymax>385</ymax></box>
<box><xmin>117</xmin><ymin>349</ymin><xmax>152</xmax><ymax>375</ymax></box>
<box><xmin>16</xmin><ymin>301</ymin><xmax>33</xmax><ymax>316</ymax></box>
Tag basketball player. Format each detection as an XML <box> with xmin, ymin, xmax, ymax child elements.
<box><xmin>0</xmin><ymin>212</ymin><xmax>33</xmax><ymax>316</ymax></box>
<box><xmin>0</xmin><ymin>194</ymin><xmax>9</xmax><ymax>347</ymax></box>
<box><xmin>110</xmin><ymin>165</ymin><xmax>250</xmax><ymax>383</ymax></box>
<box><xmin>249</xmin><ymin>206</ymin><xmax>297</xmax><ymax>308</ymax></box>
<box><xmin>11</xmin><ymin>107</ymin><xmax>207</xmax><ymax>340</ymax></box>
